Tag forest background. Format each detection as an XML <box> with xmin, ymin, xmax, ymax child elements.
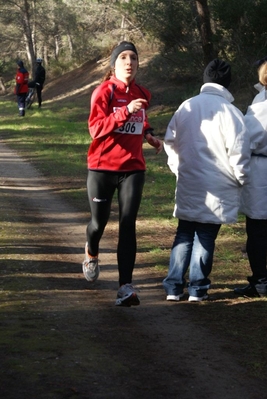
<box><xmin>1</xmin><ymin>0</ymin><xmax>267</xmax><ymax>110</ymax></box>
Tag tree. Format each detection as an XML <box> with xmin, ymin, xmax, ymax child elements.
<box><xmin>1</xmin><ymin>0</ymin><xmax>267</xmax><ymax>87</ymax></box>
<box><xmin>0</xmin><ymin>0</ymin><xmax>38</xmax><ymax>75</ymax></box>
<box><xmin>124</xmin><ymin>0</ymin><xmax>217</xmax><ymax>61</ymax></box>
<box><xmin>194</xmin><ymin>0</ymin><xmax>216</xmax><ymax>65</ymax></box>
<box><xmin>210</xmin><ymin>0</ymin><xmax>267</xmax><ymax>87</ymax></box>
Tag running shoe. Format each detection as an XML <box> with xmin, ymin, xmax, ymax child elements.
<box><xmin>82</xmin><ymin>242</ymin><xmax>99</xmax><ymax>282</ymax></box>
<box><xmin>115</xmin><ymin>284</ymin><xmax>140</xmax><ymax>307</ymax></box>
<box><xmin>188</xmin><ymin>294</ymin><xmax>209</xmax><ymax>302</ymax></box>
<box><xmin>166</xmin><ymin>294</ymin><xmax>184</xmax><ymax>301</ymax></box>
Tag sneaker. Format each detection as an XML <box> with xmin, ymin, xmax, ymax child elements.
<box><xmin>82</xmin><ymin>242</ymin><xmax>99</xmax><ymax>282</ymax></box>
<box><xmin>115</xmin><ymin>284</ymin><xmax>140</xmax><ymax>307</ymax></box>
<box><xmin>234</xmin><ymin>279</ymin><xmax>267</xmax><ymax>298</ymax></box>
<box><xmin>234</xmin><ymin>284</ymin><xmax>259</xmax><ymax>298</ymax></box>
<box><xmin>166</xmin><ymin>294</ymin><xmax>184</xmax><ymax>301</ymax></box>
<box><xmin>188</xmin><ymin>294</ymin><xmax>209</xmax><ymax>302</ymax></box>
<box><xmin>255</xmin><ymin>278</ymin><xmax>267</xmax><ymax>296</ymax></box>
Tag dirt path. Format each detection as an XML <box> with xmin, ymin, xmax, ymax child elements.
<box><xmin>0</xmin><ymin>139</ymin><xmax>266</xmax><ymax>399</ymax></box>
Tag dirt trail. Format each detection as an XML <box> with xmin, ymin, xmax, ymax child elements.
<box><xmin>0</xmin><ymin>139</ymin><xmax>266</xmax><ymax>399</ymax></box>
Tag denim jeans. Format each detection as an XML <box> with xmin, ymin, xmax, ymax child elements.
<box><xmin>163</xmin><ymin>219</ymin><xmax>221</xmax><ymax>298</ymax></box>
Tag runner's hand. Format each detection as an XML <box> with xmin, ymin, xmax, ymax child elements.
<box><xmin>127</xmin><ymin>98</ymin><xmax>147</xmax><ymax>114</ymax></box>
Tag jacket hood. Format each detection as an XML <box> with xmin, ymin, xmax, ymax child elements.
<box><xmin>18</xmin><ymin>67</ymin><xmax>28</xmax><ymax>74</ymax></box>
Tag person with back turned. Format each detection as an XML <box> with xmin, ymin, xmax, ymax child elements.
<box><xmin>163</xmin><ymin>59</ymin><xmax>251</xmax><ymax>302</ymax></box>
<box><xmin>28</xmin><ymin>58</ymin><xmax>46</xmax><ymax>108</ymax></box>
<box><xmin>14</xmin><ymin>60</ymin><xmax>29</xmax><ymax>117</ymax></box>
<box><xmin>234</xmin><ymin>58</ymin><xmax>267</xmax><ymax>298</ymax></box>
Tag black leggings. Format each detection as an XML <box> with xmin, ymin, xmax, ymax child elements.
<box><xmin>246</xmin><ymin>216</ymin><xmax>267</xmax><ymax>280</ymax></box>
<box><xmin>86</xmin><ymin>170</ymin><xmax>145</xmax><ymax>285</ymax></box>
<box><xmin>36</xmin><ymin>84</ymin><xmax>43</xmax><ymax>106</ymax></box>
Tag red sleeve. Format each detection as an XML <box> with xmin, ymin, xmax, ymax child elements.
<box><xmin>88</xmin><ymin>83</ymin><xmax>131</xmax><ymax>139</ymax></box>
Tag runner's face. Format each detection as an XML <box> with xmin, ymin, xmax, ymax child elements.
<box><xmin>114</xmin><ymin>50</ymin><xmax>138</xmax><ymax>84</ymax></box>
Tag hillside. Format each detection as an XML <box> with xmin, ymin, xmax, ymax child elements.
<box><xmin>2</xmin><ymin>51</ymin><xmax>257</xmax><ymax>114</ymax></box>
<box><xmin>43</xmin><ymin>58</ymin><xmax>108</xmax><ymax>105</ymax></box>
<box><xmin>36</xmin><ymin>52</ymin><xmax>196</xmax><ymax>113</ymax></box>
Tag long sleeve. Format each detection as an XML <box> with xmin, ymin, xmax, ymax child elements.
<box><xmin>164</xmin><ymin>112</ymin><xmax>179</xmax><ymax>176</ymax></box>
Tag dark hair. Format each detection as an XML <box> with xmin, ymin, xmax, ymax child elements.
<box><xmin>102</xmin><ymin>69</ymin><xmax>113</xmax><ymax>82</ymax></box>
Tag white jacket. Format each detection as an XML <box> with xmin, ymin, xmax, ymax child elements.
<box><xmin>252</xmin><ymin>83</ymin><xmax>266</xmax><ymax>104</ymax></box>
<box><xmin>164</xmin><ymin>83</ymin><xmax>251</xmax><ymax>224</ymax></box>
<box><xmin>240</xmin><ymin>94</ymin><xmax>267</xmax><ymax>219</ymax></box>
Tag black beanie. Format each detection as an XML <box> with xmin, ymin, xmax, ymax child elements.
<box><xmin>110</xmin><ymin>41</ymin><xmax>138</xmax><ymax>67</ymax></box>
<box><xmin>17</xmin><ymin>60</ymin><xmax>24</xmax><ymax>68</ymax></box>
<box><xmin>254</xmin><ymin>56</ymin><xmax>267</xmax><ymax>68</ymax></box>
<box><xmin>203</xmin><ymin>58</ymin><xmax>231</xmax><ymax>88</ymax></box>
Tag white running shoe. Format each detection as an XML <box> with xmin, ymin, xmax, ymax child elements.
<box><xmin>166</xmin><ymin>294</ymin><xmax>184</xmax><ymax>301</ymax></box>
<box><xmin>188</xmin><ymin>295</ymin><xmax>209</xmax><ymax>302</ymax></box>
<box><xmin>82</xmin><ymin>242</ymin><xmax>99</xmax><ymax>282</ymax></box>
<box><xmin>115</xmin><ymin>284</ymin><xmax>140</xmax><ymax>307</ymax></box>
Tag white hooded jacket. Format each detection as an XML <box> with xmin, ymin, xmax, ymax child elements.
<box><xmin>240</xmin><ymin>93</ymin><xmax>267</xmax><ymax>219</ymax></box>
<box><xmin>252</xmin><ymin>83</ymin><xmax>266</xmax><ymax>104</ymax></box>
<box><xmin>164</xmin><ymin>83</ymin><xmax>251</xmax><ymax>224</ymax></box>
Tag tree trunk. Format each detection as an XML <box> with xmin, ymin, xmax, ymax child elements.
<box><xmin>0</xmin><ymin>77</ymin><xmax>6</xmax><ymax>93</ymax></box>
<box><xmin>67</xmin><ymin>33</ymin><xmax>73</xmax><ymax>57</ymax></box>
<box><xmin>22</xmin><ymin>0</ymin><xmax>36</xmax><ymax>75</ymax></box>
<box><xmin>195</xmin><ymin>0</ymin><xmax>216</xmax><ymax>66</ymax></box>
<box><xmin>54</xmin><ymin>35</ymin><xmax>60</xmax><ymax>60</ymax></box>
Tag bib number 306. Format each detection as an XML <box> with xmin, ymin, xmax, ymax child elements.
<box><xmin>114</xmin><ymin>108</ymin><xmax>144</xmax><ymax>135</ymax></box>
<box><xmin>118</xmin><ymin>122</ymin><xmax>137</xmax><ymax>133</ymax></box>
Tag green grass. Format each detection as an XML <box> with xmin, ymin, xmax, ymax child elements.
<box><xmin>0</xmin><ymin>99</ymin><xmax>175</xmax><ymax>214</ymax></box>
<box><xmin>0</xmin><ymin>102</ymin><xmax>89</xmax><ymax>169</ymax></box>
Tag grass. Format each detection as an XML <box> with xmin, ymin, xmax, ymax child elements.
<box><xmin>1</xmin><ymin>97</ymin><xmax>267</xmax><ymax>381</ymax></box>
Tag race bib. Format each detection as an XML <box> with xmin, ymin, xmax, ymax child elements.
<box><xmin>113</xmin><ymin>108</ymin><xmax>144</xmax><ymax>135</ymax></box>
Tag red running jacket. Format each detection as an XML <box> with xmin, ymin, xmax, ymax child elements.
<box><xmin>14</xmin><ymin>68</ymin><xmax>29</xmax><ymax>94</ymax></box>
<box><xmin>88</xmin><ymin>76</ymin><xmax>153</xmax><ymax>172</ymax></box>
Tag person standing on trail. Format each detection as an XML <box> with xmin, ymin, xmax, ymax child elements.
<box><xmin>14</xmin><ymin>60</ymin><xmax>29</xmax><ymax>117</ymax></box>
<box><xmin>83</xmin><ymin>41</ymin><xmax>163</xmax><ymax>307</ymax></box>
<box><xmin>28</xmin><ymin>58</ymin><xmax>46</xmax><ymax>108</ymax></box>
<box><xmin>163</xmin><ymin>58</ymin><xmax>251</xmax><ymax>302</ymax></box>
<box><xmin>234</xmin><ymin>59</ymin><xmax>267</xmax><ymax>298</ymax></box>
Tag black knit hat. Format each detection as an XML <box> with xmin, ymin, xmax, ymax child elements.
<box><xmin>203</xmin><ymin>58</ymin><xmax>231</xmax><ymax>88</ymax></box>
<box><xmin>17</xmin><ymin>60</ymin><xmax>24</xmax><ymax>68</ymax></box>
<box><xmin>110</xmin><ymin>41</ymin><xmax>138</xmax><ymax>67</ymax></box>
<box><xmin>254</xmin><ymin>56</ymin><xmax>267</xmax><ymax>68</ymax></box>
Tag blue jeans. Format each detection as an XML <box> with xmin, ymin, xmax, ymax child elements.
<box><xmin>17</xmin><ymin>93</ymin><xmax>27</xmax><ymax>116</ymax></box>
<box><xmin>163</xmin><ymin>219</ymin><xmax>221</xmax><ymax>298</ymax></box>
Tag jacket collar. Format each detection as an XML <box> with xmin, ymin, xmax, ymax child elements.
<box><xmin>200</xmin><ymin>82</ymin><xmax>234</xmax><ymax>103</ymax></box>
<box><xmin>109</xmin><ymin>75</ymin><xmax>136</xmax><ymax>92</ymax></box>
